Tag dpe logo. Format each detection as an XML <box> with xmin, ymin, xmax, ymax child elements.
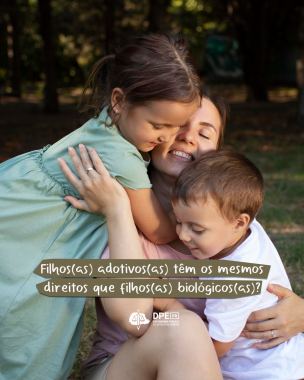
<box><xmin>153</xmin><ymin>311</ymin><xmax>179</xmax><ymax>320</ymax></box>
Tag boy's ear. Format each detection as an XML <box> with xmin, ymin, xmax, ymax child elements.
<box><xmin>111</xmin><ymin>88</ymin><xmax>126</xmax><ymax>113</ymax></box>
<box><xmin>233</xmin><ymin>213</ymin><xmax>250</xmax><ymax>233</ymax></box>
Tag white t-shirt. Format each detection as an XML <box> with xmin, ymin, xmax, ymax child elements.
<box><xmin>201</xmin><ymin>220</ymin><xmax>304</xmax><ymax>380</ymax></box>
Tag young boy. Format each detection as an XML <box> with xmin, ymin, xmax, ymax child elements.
<box><xmin>171</xmin><ymin>149</ymin><xmax>304</xmax><ymax>380</ymax></box>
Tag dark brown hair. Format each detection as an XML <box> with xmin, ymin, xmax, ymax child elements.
<box><xmin>81</xmin><ymin>33</ymin><xmax>202</xmax><ymax>124</ymax></box>
<box><xmin>171</xmin><ymin>149</ymin><xmax>264</xmax><ymax>223</ymax></box>
<box><xmin>201</xmin><ymin>85</ymin><xmax>230</xmax><ymax>148</ymax></box>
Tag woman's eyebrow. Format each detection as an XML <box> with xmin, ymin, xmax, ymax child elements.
<box><xmin>199</xmin><ymin>121</ymin><xmax>217</xmax><ymax>133</ymax></box>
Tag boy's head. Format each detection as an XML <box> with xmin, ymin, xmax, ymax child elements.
<box><xmin>171</xmin><ymin>150</ymin><xmax>264</xmax><ymax>259</ymax></box>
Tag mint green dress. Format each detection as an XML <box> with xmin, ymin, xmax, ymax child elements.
<box><xmin>0</xmin><ymin>107</ymin><xmax>151</xmax><ymax>380</ymax></box>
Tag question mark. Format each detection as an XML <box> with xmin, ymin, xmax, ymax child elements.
<box><xmin>256</xmin><ymin>282</ymin><xmax>261</xmax><ymax>292</ymax></box>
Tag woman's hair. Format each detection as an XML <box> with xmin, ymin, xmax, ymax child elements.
<box><xmin>80</xmin><ymin>33</ymin><xmax>202</xmax><ymax>124</ymax></box>
<box><xmin>201</xmin><ymin>85</ymin><xmax>230</xmax><ymax>149</ymax></box>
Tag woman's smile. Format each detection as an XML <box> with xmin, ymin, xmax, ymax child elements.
<box><xmin>169</xmin><ymin>149</ymin><xmax>194</xmax><ymax>162</ymax></box>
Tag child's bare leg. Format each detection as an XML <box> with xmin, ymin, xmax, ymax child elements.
<box><xmin>105</xmin><ymin>309</ymin><xmax>223</xmax><ymax>380</ymax></box>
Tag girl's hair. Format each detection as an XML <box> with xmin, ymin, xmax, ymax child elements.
<box><xmin>80</xmin><ymin>33</ymin><xmax>202</xmax><ymax>124</ymax></box>
<box><xmin>201</xmin><ymin>85</ymin><xmax>230</xmax><ymax>149</ymax></box>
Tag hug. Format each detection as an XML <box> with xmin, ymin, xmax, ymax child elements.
<box><xmin>0</xmin><ymin>33</ymin><xmax>303</xmax><ymax>380</ymax></box>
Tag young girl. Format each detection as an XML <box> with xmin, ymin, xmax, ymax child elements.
<box><xmin>0</xmin><ymin>33</ymin><xmax>200</xmax><ymax>380</ymax></box>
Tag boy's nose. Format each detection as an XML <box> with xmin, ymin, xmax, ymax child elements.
<box><xmin>178</xmin><ymin>226</ymin><xmax>191</xmax><ymax>242</ymax></box>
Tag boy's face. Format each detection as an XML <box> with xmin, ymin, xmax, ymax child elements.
<box><xmin>173</xmin><ymin>197</ymin><xmax>238</xmax><ymax>260</ymax></box>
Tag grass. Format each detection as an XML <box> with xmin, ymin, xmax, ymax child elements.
<box><xmin>68</xmin><ymin>298</ymin><xmax>97</xmax><ymax>380</ymax></box>
<box><xmin>224</xmin><ymin>129</ymin><xmax>304</xmax><ymax>297</ymax></box>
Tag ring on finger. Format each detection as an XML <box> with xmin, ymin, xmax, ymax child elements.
<box><xmin>271</xmin><ymin>330</ymin><xmax>276</xmax><ymax>338</ymax></box>
<box><xmin>86</xmin><ymin>167</ymin><xmax>95</xmax><ymax>174</ymax></box>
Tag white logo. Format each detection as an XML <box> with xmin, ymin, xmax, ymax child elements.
<box><xmin>153</xmin><ymin>311</ymin><xmax>179</xmax><ymax>327</ymax></box>
<box><xmin>129</xmin><ymin>310</ymin><xmax>150</xmax><ymax>330</ymax></box>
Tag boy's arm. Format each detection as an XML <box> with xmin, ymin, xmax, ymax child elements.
<box><xmin>211</xmin><ymin>338</ymin><xmax>237</xmax><ymax>357</ymax></box>
<box><xmin>125</xmin><ymin>188</ymin><xmax>178</xmax><ymax>244</ymax></box>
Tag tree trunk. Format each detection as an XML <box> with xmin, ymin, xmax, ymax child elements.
<box><xmin>148</xmin><ymin>0</ymin><xmax>171</xmax><ymax>32</ymax></box>
<box><xmin>297</xmin><ymin>4</ymin><xmax>304</xmax><ymax>125</ymax></box>
<box><xmin>298</xmin><ymin>82</ymin><xmax>304</xmax><ymax>125</ymax></box>
<box><xmin>232</xmin><ymin>0</ymin><xmax>268</xmax><ymax>102</ymax></box>
<box><xmin>105</xmin><ymin>0</ymin><xmax>115</xmax><ymax>55</ymax></box>
<box><xmin>38</xmin><ymin>0</ymin><xmax>59</xmax><ymax>113</ymax></box>
<box><xmin>8</xmin><ymin>0</ymin><xmax>21</xmax><ymax>97</ymax></box>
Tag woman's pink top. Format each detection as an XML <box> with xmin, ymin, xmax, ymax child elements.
<box><xmin>81</xmin><ymin>231</ymin><xmax>206</xmax><ymax>369</ymax></box>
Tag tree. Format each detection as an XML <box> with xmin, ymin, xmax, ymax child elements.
<box><xmin>148</xmin><ymin>0</ymin><xmax>171</xmax><ymax>32</ymax></box>
<box><xmin>8</xmin><ymin>0</ymin><xmax>21</xmax><ymax>97</ymax></box>
<box><xmin>38</xmin><ymin>0</ymin><xmax>58</xmax><ymax>113</ymax></box>
<box><xmin>213</xmin><ymin>0</ymin><xmax>301</xmax><ymax>102</ymax></box>
<box><xmin>297</xmin><ymin>4</ymin><xmax>304</xmax><ymax>125</ymax></box>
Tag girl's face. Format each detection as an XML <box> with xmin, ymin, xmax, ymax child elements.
<box><xmin>116</xmin><ymin>99</ymin><xmax>199</xmax><ymax>152</ymax></box>
<box><xmin>151</xmin><ymin>97</ymin><xmax>221</xmax><ymax>178</ymax></box>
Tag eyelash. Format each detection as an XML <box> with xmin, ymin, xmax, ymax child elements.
<box><xmin>153</xmin><ymin>125</ymin><xmax>163</xmax><ymax>130</ymax></box>
<box><xmin>192</xmin><ymin>229</ymin><xmax>204</xmax><ymax>235</ymax></box>
<box><xmin>199</xmin><ymin>133</ymin><xmax>210</xmax><ymax>140</ymax></box>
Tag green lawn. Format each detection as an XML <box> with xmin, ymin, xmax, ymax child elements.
<box><xmin>225</xmin><ymin>131</ymin><xmax>304</xmax><ymax>297</ymax></box>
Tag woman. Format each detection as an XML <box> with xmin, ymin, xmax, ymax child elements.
<box><xmin>59</xmin><ymin>89</ymin><xmax>303</xmax><ymax>379</ymax></box>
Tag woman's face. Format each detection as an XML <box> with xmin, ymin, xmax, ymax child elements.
<box><xmin>151</xmin><ymin>97</ymin><xmax>221</xmax><ymax>178</ymax></box>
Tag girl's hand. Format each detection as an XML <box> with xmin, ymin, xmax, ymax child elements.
<box><xmin>240</xmin><ymin>284</ymin><xmax>304</xmax><ymax>349</ymax></box>
<box><xmin>58</xmin><ymin>144</ymin><xmax>129</xmax><ymax>217</ymax></box>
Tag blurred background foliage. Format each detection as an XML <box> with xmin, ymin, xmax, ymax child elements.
<box><xmin>1</xmin><ymin>0</ymin><xmax>304</xmax><ymax>113</ymax></box>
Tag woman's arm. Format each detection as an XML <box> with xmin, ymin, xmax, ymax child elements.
<box><xmin>241</xmin><ymin>284</ymin><xmax>304</xmax><ymax>349</ymax></box>
<box><xmin>59</xmin><ymin>145</ymin><xmax>177</xmax><ymax>244</ymax></box>
<box><xmin>59</xmin><ymin>147</ymin><xmax>153</xmax><ymax>336</ymax></box>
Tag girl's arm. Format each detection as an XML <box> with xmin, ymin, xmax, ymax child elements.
<box><xmin>59</xmin><ymin>145</ymin><xmax>177</xmax><ymax>244</ymax></box>
<box><xmin>59</xmin><ymin>147</ymin><xmax>153</xmax><ymax>337</ymax></box>
<box><xmin>241</xmin><ymin>284</ymin><xmax>304</xmax><ymax>349</ymax></box>
<box><xmin>125</xmin><ymin>188</ymin><xmax>177</xmax><ymax>244</ymax></box>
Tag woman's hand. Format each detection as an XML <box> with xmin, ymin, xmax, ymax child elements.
<box><xmin>58</xmin><ymin>144</ymin><xmax>129</xmax><ymax>217</ymax></box>
<box><xmin>241</xmin><ymin>284</ymin><xmax>304</xmax><ymax>349</ymax></box>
